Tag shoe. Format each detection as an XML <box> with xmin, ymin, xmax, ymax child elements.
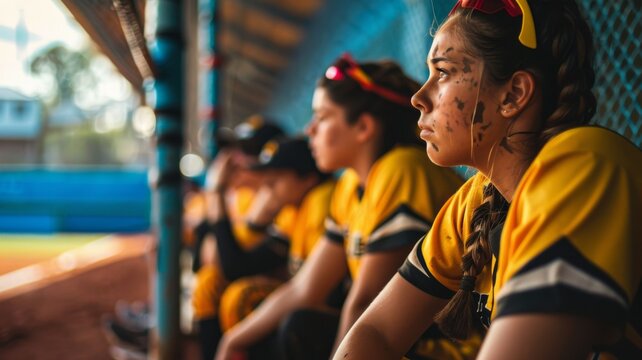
<box><xmin>114</xmin><ymin>300</ymin><xmax>153</xmax><ymax>332</ymax></box>
<box><xmin>109</xmin><ymin>344</ymin><xmax>147</xmax><ymax>360</ymax></box>
<box><xmin>102</xmin><ymin>315</ymin><xmax>149</xmax><ymax>353</ymax></box>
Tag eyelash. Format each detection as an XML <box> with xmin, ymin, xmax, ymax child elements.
<box><xmin>313</xmin><ymin>114</ymin><xmax>326</xmax><ymax>122</ymax></box>
<box><xmin>436</xmin><ymin>68</ymin><xmax>449</xmax><ymax>79</ymax></box>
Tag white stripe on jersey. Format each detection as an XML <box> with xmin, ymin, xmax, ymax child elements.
<box><xmin>324</xmin><ymin>217</ymin><xmax>345</xmax><ymax>236</ymax></box>
<box><xmin>407</xmin><ymin>239</ymin><xmax>431</xmax><ymax>279</ymax></box>
<box><xmin>267</xmin><ymin>225</ymin><xmax>287</xmax><ymax>240</ymax></box>
<box><xmin>497</xmin><ymin>259</ymin><xmax>627</xmax><ymax>307</ymax></box>
<box><xmin>369</xmin><ymin>212</ymin><xmax>430</xmax><ymax>245</ymax></box>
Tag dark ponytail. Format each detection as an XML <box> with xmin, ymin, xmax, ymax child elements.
<box><xmin>537</xmin><ymin>0</ymin><xmax>596</xmax><ymax>144</ymax></box>
<box><xmin>434</xmin><ymin>0</ymin><xmax>597</xmax><ymax>339</ymax></box>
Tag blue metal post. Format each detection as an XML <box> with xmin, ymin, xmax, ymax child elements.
<box><xmin>199</xmin><ymin>0</ymin><xmax>220</xmax><ymax>161</ymax></box>
<box><xmin>148</xmin><ymin>0</ymin><xmax>184</xmax><ymax>358</ymax></box>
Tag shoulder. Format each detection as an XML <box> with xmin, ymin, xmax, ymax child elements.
<box><xmin>428</xmin><ymin>172</ymin><xmax>487</xmax><ymax>240</ymax></box>
<box><xmin>367</xmin><ymin>146</ymin><xmax>436</xmax><ymax>186</ymax></box>
<box><xmin>537</xmin><ymin>126</ymin><xmax>642</xmax><ymax>168</ymax></box>
<box><xmin>452</xmin><ymin>172</ymin><xmax>488</xmax><ymax>207</ymax></box>
<box><xmin>301</xmin><ymin>179</ymin><xmax>336</xmax><ymax>214</ymax></box>
<box><xmin>334</xmin><ymin>169</ymin><xmax>360</xmax><ymax>199</ymax></box>
<box><xmin>518</xmin><ymin>127</ymin><xmax>642</xmax><ymax>199</ymax></box>
<box><xmin>312</xmin><ymin>178</ymin><xmax>337</xmax><ymax>198</ymax></box>
<box><xmin>374</xmin><ymin>146</ymin><xmax>463</xmax><ymax>183</ymax></box>
<box><xmin>374</xmin><ymin>146</ymin><xmax>430</xmax><ymax>171</ymax></box>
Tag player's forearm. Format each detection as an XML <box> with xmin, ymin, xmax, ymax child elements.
<box><xmin>211</xmin><ymin>218</ymin><xmax>264</xmax><ymax>280</ymax></box>
<box><xmin>332</xmin><ymin>295</ymin><xmax>369</xmax><ymax>354</ymax></box>
<box><xmin>205</xmin><ymin>190</ymin><xmax>227</xmax><ymax>222</ymax></box>
<box><xmin>244</xmin><ymin>187</ymin><xmax>282</xmax><ymax>226</ymax></box>
<box><xmin>219</xmin><ymin>241</ymin><xmax>287</xmax><ymax>280</ymax></box>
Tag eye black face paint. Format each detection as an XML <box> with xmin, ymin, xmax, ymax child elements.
<box><xmin>462</xmin><ymin>57</ymin><xmax>473</xmax><ymax>73</ymax></box>
<box><xmin>454</xmin><ymin>97</ymin><xmax>465</xmax><ymax>111</ymax></box>
<box><xmin>473</xmin><ymin>101</ymin><xmax>485</xmax><ymax>124</ymax></box>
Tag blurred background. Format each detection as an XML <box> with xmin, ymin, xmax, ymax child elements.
<box><xmin>0</xmin><ymin>0</ymin><xmax>639</xmax><ymax>359</ymax></box>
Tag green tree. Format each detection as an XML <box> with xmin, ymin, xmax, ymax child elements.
<box><xmin>29</xmin><ymin>44</ymin><xmax>95</xmax><ymax>105</ymax></box>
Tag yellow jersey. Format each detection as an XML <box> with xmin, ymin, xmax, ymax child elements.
<box><xmin>401</xmin><ymin>127</ymin><xmax>642</xmax><ymax>358</ymax></box>
<box><xmin>326</xmin><ymin>145</ymin><xmax>463</xmax><ymax>280</ymax></box>
<box><xmin>269</xmin><ymin>179</ymin><xmax>336</xmax><ymax>276</ymax></box>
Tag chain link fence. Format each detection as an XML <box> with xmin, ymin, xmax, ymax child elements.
<box><xmin>580</xmin><ymin>0</ymin><xmax>641</xmax><ymax>147</ymax></box>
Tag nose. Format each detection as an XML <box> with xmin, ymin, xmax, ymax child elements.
<box><xmin>411</xmin><ymin>81</ymin><xmax>432</xmax><ymax>114</ymax></box>
<box><xmin>305</xmin><ymin>119</ymin><xmax>317</xmax><ymax>137</ymax></box>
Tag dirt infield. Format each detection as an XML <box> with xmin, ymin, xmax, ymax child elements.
<box><xmin>0</xmin><ymin>254</ymin><xmax>150</xmax><ymax>359</ymax></box>
<box><xmin>0</xmin><ymin>235</ymin><xmax>198</xmax><ymax>359</ymax></box>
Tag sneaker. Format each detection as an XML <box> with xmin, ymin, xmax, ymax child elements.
<box><xmin>102</xmin><ymin>316</ymin><xmax>149</xmax><ymax>353</ymax></box>
<box><xmin>109</xmin><ymin>344</ymin><xmax>147</xmax><ymax>360</ymax></box>
<box><xmin>114</xmin><ymin>300</ymin><xmax>153</xmax><ymax>332</ymax></box>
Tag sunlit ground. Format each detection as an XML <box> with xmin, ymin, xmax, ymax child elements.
<box><xmin>0</xmin><ymin>233</ymin><xmax>106</xmax><ymax>275</ymax></box>
<box><xmin>0</xmin><ymin>232</ymin><xmax>150</xmax><ymax>301</ymax></box>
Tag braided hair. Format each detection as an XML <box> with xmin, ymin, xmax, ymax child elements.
<box><xmin>433</xmin><ymin>0</ymin><xmax>597</xmax><ymax>340</ymax></box>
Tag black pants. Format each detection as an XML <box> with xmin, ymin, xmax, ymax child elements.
<box><xmin>275</xmin><ymin>309</ymin><xmax>340</xmax><ymax>360</ymax></box>
<box><xmin>241</xmin><ymin>309</ymin><xmax>340</xmax><ymax>360</ymax></box>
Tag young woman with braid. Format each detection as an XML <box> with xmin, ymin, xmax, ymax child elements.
<box><xmin>335</xmin><ymin>0</ymin><xmax>642</xmax><ymax>359</ymax></box>
<box><xmin>215</xmin><ymin>56</ymin><xmax>465</xmax><ymax>360</ymax></box>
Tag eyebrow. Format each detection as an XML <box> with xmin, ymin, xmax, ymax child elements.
<box><xmin>430</xmin><ymin>57</ymin><xmax>457</xmax><ymax>64</ymax></box>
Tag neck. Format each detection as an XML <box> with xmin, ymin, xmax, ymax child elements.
<box><xmin>476</xmin><ymin>108</ymin><xmax>542</xmax><ymax>202</ymax></box>
<box><xmin>476</xmin><ymin>145</ymin><xmax>532</xmax><ymax>203</ymax></box>
<box><xmin>350</xmin><ymin>142</ymin><xmax>380</xmax><ymax>187</ymax></box>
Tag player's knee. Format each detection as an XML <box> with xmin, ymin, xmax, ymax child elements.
<box><xmin>192</xmin><ymin>265</ymin><xmax>224</xmax><ymax>319</ymax></box>
<box><xmin>219</xmin><ymin>278</ymin><xmax>270</xmax><ymax>331</ymax></box>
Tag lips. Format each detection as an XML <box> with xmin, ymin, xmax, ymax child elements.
<box><xmin>309</xmin><ymin>143</ymin><xmax>319</xmax><ymax>159</ymax></box>
<box><xmin>419</xmin><ymin>129</ymin><xmax>434</xmax><ymax>141</ymax></box>
<box><xmin>418</xmin><ymin>119</ymin><xmax>434</xmax><ymax>141</ymax></box>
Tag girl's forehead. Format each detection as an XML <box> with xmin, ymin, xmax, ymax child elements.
<box><xmin>312</xmin><ymin>87</ymin><xmax>329</xmax><ymax>107</ymax></box>
<box><xmin>313</xmin><ymin>88</ymin><xmax>341</xmax><ymax>110</ymax></box>
<box><xmin>430</xmin><ymin>31</ymin><xmax>463</xmax><ymax>55</ymax></box>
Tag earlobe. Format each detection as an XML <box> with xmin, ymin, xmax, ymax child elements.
<box><xmin>499</xmin><ymin>70</ymin><xmax>536</xmax><ymax>118</ymax></box>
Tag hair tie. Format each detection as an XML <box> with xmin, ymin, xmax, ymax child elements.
<box><xmin>460</xmin><ymin>275</ymin><xmax>477</xmax><ymax>292</ymax></box>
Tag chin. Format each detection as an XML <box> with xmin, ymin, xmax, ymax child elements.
<box><xmin>426</xmin><ymin>146</ymin><xmax>455</xmax><ymax>168</ymax></box>
<box><xmin>312</xmin><ymin>157</ymin><xmax>333</xmax><ymax>173</ymax></box>
<box><xmin>322</xmin><ymin>156</ymin><xmax>346</xmax><ymax>173</ymax></box>
<box><xmin>318</xmin><ymin>162</ymin><xmax>339</xmax><ymax>173</ymax></box>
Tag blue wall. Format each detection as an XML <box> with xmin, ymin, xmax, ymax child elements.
<box><xmin>265</xmin><ymin>0</ymin><xmax>455</xmax><ymax>132</ymax></box>
<box><xmin>0</xmin><ymin>168</ymin><xmax>151</xmax><ymax>233</ymax></box>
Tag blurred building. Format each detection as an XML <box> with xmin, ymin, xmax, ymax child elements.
<box><xmin>0</xmin><ymin>87</ymin><xmax>43</xmax><ymax>164</ymax></box>
<box><xmin>47</xmin><ymin>99</ymin><xmax>86</xmax><ymax>128</ymax></box>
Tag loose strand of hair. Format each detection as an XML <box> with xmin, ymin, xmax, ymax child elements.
<box><xmin>469</xmin><ymin>64</ymin><xmax>485</xmax><ymax>166</ymax></box>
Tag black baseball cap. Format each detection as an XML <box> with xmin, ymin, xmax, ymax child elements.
<box><xmin>233</xmin><ymin>115</ymin><xmax>284</xmax><ymax>156</ymax></box>
<box><xmin>215</xmin><ymin>126</ymin><xmax>238</xmax><ymax>150</ymax></box>
<box><xmin>251</xmin><ymin>137</ymin><xmax>327</xmax><ymax>177</ymax></box>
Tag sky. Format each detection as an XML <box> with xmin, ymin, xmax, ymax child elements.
<box><xmin>0</xmin><ymin>0</ymin><xmax>131</xmax><ymax>108</ymax></box>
